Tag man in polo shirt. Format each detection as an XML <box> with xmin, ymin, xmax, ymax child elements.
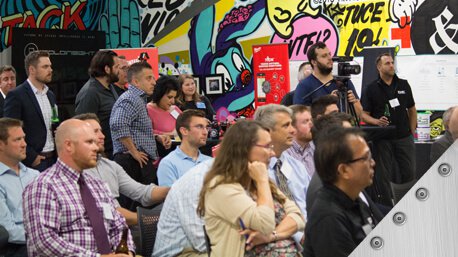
<box><xmin>157</xmin><ymin>109</ymin><xmax>212</xmax><ymax>186</ymax></box>
<box><xmin>75</xmin><ymin>50</ymin><xmax>121</xmax><ymax>159</ymax></box>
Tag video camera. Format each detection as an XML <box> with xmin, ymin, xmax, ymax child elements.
<box><xmin>332</xmin><ymin>56</ymin><xmax>361</xmax><ymax>78</ymax></box>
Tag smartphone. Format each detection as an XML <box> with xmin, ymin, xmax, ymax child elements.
<box><xmin>239</xmin><ymin>218</ymin><xmax>249</xmax><ymax>240</ymax></box>
<box><xmin>256</xmin><ymin>73</ymin><xmax>266</xmax><ymax>101</ymax></box>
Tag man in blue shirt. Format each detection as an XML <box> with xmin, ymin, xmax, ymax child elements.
<box><xmin>254</xmin><ymin>104</ymin><xmax>311</xmax><ymax>243</ymax></box>
<box><xmin>0</xmin><ymin>118</ymin><xmax>39</xmax><ymax>256</ymax></box>
<box><xmin>158</xmin><ymin>109</ymin><xmax>212</xmax><ymax>186</ymax></box>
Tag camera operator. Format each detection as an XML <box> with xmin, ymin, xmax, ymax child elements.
<box><xmin>360</xmin><ymin>53</ymin><xmax>416</xmax><ymax>184</ymax></box>
<box><xmin>293</xmin><ymin>42</ymin><xmax>363</xmax><ymax>119</ymax></box>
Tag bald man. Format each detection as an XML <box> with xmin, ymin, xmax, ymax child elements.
<box><xmin>23</xmin><ymin>119</ymin><xmax>134</xmax><ymax>257</ymax></box>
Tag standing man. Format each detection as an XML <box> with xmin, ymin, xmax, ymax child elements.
<box><xmin>110</xmin><ymin>62</ymin><xmax>170</xmax><ymax>211</ymax></box>
<box><xmin>361</xmin><ymin>53</ymin><xmax>417</xmax><ymax>183</ymax></box>
<box><xmin>75</xmin><ymin>50</ymin><xmax>121</xmax><ymax>159</ymax></box>
<box><xmin>285</xmin><ymin>105</ymin><xmax>315</xmax><ymax>177</ymax></box>
<box><xmin>4</xmin><ymin>50</ymin><xmax>58</xmax><ymax>171</ymax></box>
<box><xmin>0</xmin><ymin>65</ymin><xmax>16</xmax><ymax>117</ymax></box>
<box><xmin>304</xmin><ymin>127</ymin><xmax>382</xmax><ymax>257</ymax></box>
<box><xmin>23</xmin><ymin>119</ymin><xmax>134</xmax><ymax>257</ymax></box>
<box><xmin>113</xmin><ymin>56</ymin><xmax>129</xmax><ymax>96</ymax></box>
<box><xmin>0</xmin><ymin>118</ymin><xmax>39</xmax><ymax>256</ymax></box>
<box><xmin>157</xmin><ymin>109</ymin><xmax>212</xmax><ymax>186</ymax></box>
<box><xmin>254</xmin><ymin>104</ymin><xmax>310</xmax><ymax>243</ymax></box>
<box><xmin>293</xmin><ymin>42</ymin><xmax>362</xmax><ymax>118</ymax></box>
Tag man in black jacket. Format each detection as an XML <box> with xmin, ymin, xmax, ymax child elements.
<box><xmin>0</xmin><ymin>65</ymin><xmax>16</xmax><ymax>117</ymax></box>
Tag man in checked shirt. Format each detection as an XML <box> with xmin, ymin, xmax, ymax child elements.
<box><xmin>22</xmin><ymin>119</ymin><xmax>134</xmax><ymax>257</ymax></box>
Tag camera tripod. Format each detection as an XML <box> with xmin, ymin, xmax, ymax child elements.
<box><xmin>335</xmin><ymin>77</ymin><xmax>360</xmax><ymax>127</ymax></box>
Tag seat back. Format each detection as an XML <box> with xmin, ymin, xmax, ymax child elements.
<box><xmin>390</xmin><ymin>179</ymin><xmax>417</xmax><ymax>204</ymax></box>
<box><xmin>137</xmin><ymin>204</ymin><xmax>163</xmax><ymax>257</ymax></box>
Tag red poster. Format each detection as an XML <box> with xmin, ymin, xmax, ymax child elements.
<box><xmin>252</xmin><ymin>43</ymin><xmax>290</xmax><ymax>107</ymax></box>
<box><xmin>111</xmin><ymin>48</ymin><xmax>159</xmax><ymax>79</ymax></box>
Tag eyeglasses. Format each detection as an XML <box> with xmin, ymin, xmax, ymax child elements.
<box><xmin>345</xmin><ymin>152</ymin><xmax>372</xmax><ymax>164</ymax></box>
<box><xmin>254</xmin><ymin>143</ymin><xmax>275</xmax><ymax>151</ymax></box>
<box><xmin>189</xmin><ymin>124</ymin><xmax>211</xmax><ymax>131</ymax></box>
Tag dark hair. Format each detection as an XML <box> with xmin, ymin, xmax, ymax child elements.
<box><xmin>127</xmin><ymin>61</ymin><xmax>152</xmax><ymax>83</ymax></box>
<box><xmin>375</xmin><ymin>52</ymin><xmax>392</xmax><ymax>66</ymax></box>
<box><xmin>151</xmin><ymin>75</ymin><xmax>179</xmax><ymax>103</ymax></box>
<box><xmin>311</xmin><ymin>94</ymin><xmax>339</xmax><ymax>118</ymax></box>
<box><xmin>312</xmin><ymin>112</ymin><xmax>354</xmax><ymax>145</ymax></box>
<box><xmin>24</xmin><ymin>50</ymin><xmax>49</xmax><ymax>76</ymax></box>
<box><xmin>307</xmin><ymin>41</ymin><xmax>327</xmax><ymax>68</ymax></box>
<box><xmin>0</xmin><ymin>65</ymin><xmax>16</xmax><ymax>75</ymax></box>
<box><xmin>176</xmin><ymin>109</ymin><xmax>206</xmax><ymax>139</ymax></box>
<box><xmin>314</xmin><ymin>127</ymin><xmax>364</xmax><ymax>184</ymax></box>
<box><xmin>73</xmin><ymin>113</ymin><xmax>100</xmax><ymax>124</ymax></box>
<box><xmin>289</xmin><ymin>105</ymin><xmax>311</xmax><ymax>126</ymax></box>
<box><xmin>197</xmin><ymin>120</ymin><xmax>284</xmax><ymax>216</ymax></box>
<box><xmin>88</xmin><ymin>50</ymin><xmax>118</xmax><ymax>78</ymax></box>
<box><xmin>0</xmin><ymin>118</ymin><xmax>23</xmax><ymax>143</ymax></box>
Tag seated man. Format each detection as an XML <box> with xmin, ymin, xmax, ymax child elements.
<box><xmin>0</xmin><ymin>118</ymin><xmax>39</xmax><ymax>256</ymax></box>
<box><xmin>74</xmin><ymin>113</ymin><xmax>169</xmax><ymax>225</ymax></box>
<box><xmin>153</xmin><ymin>159</ymin><xmax>213</xmax><ymax>257</ymax></box>
<box><xmin>311</xmin><ymin>94</ymin><xmax>339</xmax><ymax>119</ymax></box>
<box><xmin>23</xmin><ymin>119</ymin><xmax>134</xmax><ymax>256</ymax></box>
<box><xmin>430</xmin><ymin>106</ymin><xmax>457</xmax><ymax>164</ymax></box>
<box><xmin>157</xmin><ymin>109</ymin><xmax>212</xmax><ymax>186</ymax></box>
<box><xmin>304</xmin><ymin>127</ymin><xmax>383</xmax><ymax>257</ymax></box>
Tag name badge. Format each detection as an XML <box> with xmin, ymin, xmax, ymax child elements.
<box><xmin>196</xmin><ymin>102</ymin><xmax>206</xmax><ymax>109</ymax></box>
<box><xmin>389</xmin><ymin>98</ymin><xmax>400</xmax><ymax>108</ymax></box>
<box><xmin>362</xmin><ymin>224</ymin><xmax>373</xmax><ymax>236</ymax></box>
<box><xmin>397</xmin><ymin>90</ymin><xmax>406</xmax><ymax>94</ymax></box>
<box><xmin>170</xmin><ymin>109</ymin><xmax>180</xmax><ymax>119</ymax></box>
<box><xmin>102</xmin><ymin>203</ymin><xmax>114</xmax><ymax>220</ymax></box>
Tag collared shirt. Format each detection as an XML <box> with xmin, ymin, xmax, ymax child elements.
<box><xmin>84</xmin><ymin>155</ymin><xmax>156</xmax><ymax>207</ymax></box>
<box><xmin>157</xmin><ymin>146</ymin><xmax>212</xmax><ymax>186</ymax></box>
<box><xmin>75</xmin><ymin>77</ymin><xmax>119</xmax><ymax>155</ymax></box>
<box><xmin>153</xmin><ymin>159</ymin><xmax>214</xmax><ymax>257</ymax></box>
<box><xmin>304</xmin><ymin>184</ymin><xmax>383</xmax><ymax>257</ymax></box>
<box><xmin>28</xmin><ymin>79</ymin><xmax>54</xmax><ymax>152</ymax></box>
<box><xmin>268</xmin><ymin>152</ymin><xmax>311</xmax><ymax>244</ymax></box>
<box><xmin>285</xmin><ymin>140</ymin><xmax>316</xmax><ymax>177</ymax></box>
<box><xmin>23</xmin><ymin>159</ymin><xmax>134</xmax><ymax>257</ymax></box>
<box><xmin>110</xmin><ymin>85</ymin><xmax>158</xmax><ymax>159</ymax></box>
<box><xmin>0</xmin><ymin>162</ymin><xmax>39</xmax><ymax>243</ymax></box>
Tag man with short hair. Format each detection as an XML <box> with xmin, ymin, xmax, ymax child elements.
<box><xmin>0</xmin><ymin>65</ymin><xmax>16</xmax><ymax>117</ymax></box>
<box><xmin>311</xmin><ymin>94</ymin><xmax>339</xmax><ymax>119</ymax></box>
<box><xmin>110</xmin><ymin>61</ymin><xmax>170</xmax><ymax>211</ymax></box>
<box><xmin>74</xmin><ymin>113</ymin><xmax>169</xmax><ymax>225</ymax></box>
<box><xmin>114</xmin><ymin>56</ymin><xmax>129</xmax><ymax>96</ymax></box>
<box><xmin>4</xmin><ymin>50</ymin><xmax>58</xmax><ymax>171</ymax></box>
<box><xmin>430</xmin><ymin>106</ymin><xmax>457</xmax><ymax>163</ymax></box>
<box><xmin>361</xmin><ymin>53</ymin><xmax>417</xmax><ymax>183</ymax></box>
<box><xmin>75</xmin><ymin>50</ymin><xmax>121</xmax><ymax>159</ymax></box>
<box><xmin>254</xmin><ymin>104</ymin><xmax>310</xmax><ymax>242</ymax></box>
<box><xmin>23</xmin><ymin>119</ymin><xmax>134</xmax><ymax>256</ymax></box>
<box><xmin>157</xmin><ymin>109</ymin><xmax>212</xmax><ymax>186</ymax></box>
<box><xmin>303</xmin><ymin>127</ymin><xmax>383</xmax><ymax>257</ymax></box>
<box><xmin>293</xmin><ymin>41</ymin><xmax>363</xmax><ymax>119</ymax></box>
<box><xmin>0</xmin><ymin>118</ymin><xmax>39</xmax><ymax>256</ymax></box>
<box><xmin>285</xmin><ymin>105</ymin><xmax>315</xmax><ymax>177</ymax></box>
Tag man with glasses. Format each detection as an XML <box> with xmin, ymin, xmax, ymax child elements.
<box><xmin>157</xmin><ymin>109</ymin><xmax>212</xmax><ymax>186</ymax></box>
<box><xmin>303</xmin><ymin>127</ymin><xmax>383</xmax><ymax>257</ymax></box>
<box><xmin>254</xmin><ymin>104</ymin><xmax>311</xmax><ymax>244</ymax></box>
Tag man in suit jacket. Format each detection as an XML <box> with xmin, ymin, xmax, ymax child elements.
<box><xmin>4</xmin><ymin>50</ymin><xmax>57</xmax><ymax>171</ymax></box>
<box><xmin>0</xmin><ymin>65</ymin><xmax>17</xmax><ymax>117</ymax></box>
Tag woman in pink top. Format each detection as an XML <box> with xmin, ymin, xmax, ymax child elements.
<box><xmin>147</xmin><ymin>76</ymin><xmax>182</xmax><ymax>138</ymax></box>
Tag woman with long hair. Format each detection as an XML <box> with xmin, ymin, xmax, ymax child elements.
<box><xmin>197</xmin><ymin>120</ymin><xmax>305</xmax><ymax>257</ymax></box>
<box><xmin>176</xmin><ymin>74</ymin><xmax>215</xmax><ymax>121</ymax></box>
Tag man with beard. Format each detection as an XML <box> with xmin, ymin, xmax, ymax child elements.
<box><xmin>75</xmin><ymin>50</ymin><xmax>121</xmax><ymax>159</ymax></box>
<box><xmin>113</xmin><ymin>56</ymin><xmax>129</xmax><ymax>96</ymax></box>
<box><xmin>4</xmin><ymin>51</ymin><xmax>58</xmax><ymax>171</ymax></box>
<box><xmin>293</xmin><ymin>42</ymin><xmax>362</xmax><ymax>118</ymax></box>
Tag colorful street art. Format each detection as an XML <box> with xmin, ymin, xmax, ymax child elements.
<box><xmin>0</xmin><ymin>0</ymin><xmax>457</xmax><ymax>124</ymax></box>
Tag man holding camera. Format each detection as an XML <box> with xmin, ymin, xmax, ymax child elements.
<box><xmin>293</xmin><ymin>42</ymin><xmax>362</xmax><ymax>118</ymax></box>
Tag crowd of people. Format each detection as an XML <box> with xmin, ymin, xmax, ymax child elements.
<box><xmin>0</xmin><ymin>42</ymin><xmax>456</xmax><ymax>257</ymax></box>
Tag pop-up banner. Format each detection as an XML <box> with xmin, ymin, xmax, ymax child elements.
<box><xmin>252</xmin><ymin>43</ymin><xmax>290</xmax><ymax>107</ymax></box>
<box><xmin>111</xmin><ymin>48</ymin><xmax>159</xmax><ymax>79</ymax></box>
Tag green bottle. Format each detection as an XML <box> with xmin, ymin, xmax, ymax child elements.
<box><xmin>384</xmin><ymin>104</ymin><xmax>391</xmax><ymax>123</ymax></box>
<box><xmin>51</xmin><ymin>106</ymin><xmax>60</xmax><ymax>123</ymax></box>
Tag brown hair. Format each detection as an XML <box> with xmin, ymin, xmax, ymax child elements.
<box><xmin>24</xmin><ymin>50</ymin><xmax>50</xmax><ymax>76</ymax></box>
<box><xmin>177</xmin><ymin>74</ymin><xmax>201</xmax><ymax>104</ymax></box>
<box><xmin>197</xmin><ymin>120</ymin><xmax>285</xmax><ymax>217</ymax></box>
<box><xmin>176</xmin><ymin>109</ymin><xmax>206</xmax><ymax>139</ymax></box>
<box><xmin>0</xmin><ymin>118</ymin><xmax>23</xmax><ymax>143</ymax></box>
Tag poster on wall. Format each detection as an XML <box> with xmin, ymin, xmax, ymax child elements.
<box><xmin>111</xmin><ymin>48</ymin><xmax>159</xmax><ymax>80</ymax></box>
<box><xmin>252</xmin><ymin>43</ymin><xmax>290</xmax><ymax>107</ymax></box>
